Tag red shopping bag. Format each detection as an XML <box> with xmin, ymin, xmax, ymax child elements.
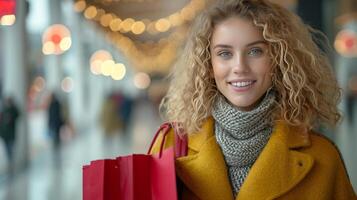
<box><xmin>83</xmin><ymin>123</ymin><xmax>187</xmax><ymax>200</ymax></box>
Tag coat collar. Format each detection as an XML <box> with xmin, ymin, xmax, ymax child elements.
<box><xmin>175</xmin><ymin>117</ymin><xmax>314</xmax><ymax>200</ymax></box>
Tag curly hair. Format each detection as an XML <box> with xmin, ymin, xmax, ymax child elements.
<box><xmin>160</xmin><ymin>0</ymin><xmax>341</xmax><ymax>134</ymax></box>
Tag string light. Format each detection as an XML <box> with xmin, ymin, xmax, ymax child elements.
<box><xmin>74</xmin><ymin>0</ymin><xmax>206</xmax><ymax>74</ymax></box>
<box><xmin>121</xmin><ymin>18</ymin><xmax>135</xmax><ymax>33</ymax></box>
<box><xmin>109</xmin><ymin>18</ymin><xmax>122</xmax><ymax>31</ymax></box>
<box><xmin>84</xmin><ymin>6</ymin><xmax>97</xmax><ymax>19</ymax></box>
<box><xmin>100</xmin><ymin>13</ymin><xmax>113</xmax><ymax>27</ymax></box>
<box><xmin>74</xmin><ymin>0</ymin><xmax>86</xmax><ymax>12</ymax></box>
<box><xmin>74</xmin><ymin>0</ymin><xmax>205</xmax><ymax>34</ymax></box>
<box><xmin>155</xmin><ymin>18</ymin><xmax>171</xmax><ymax>32</ymax></box>
<box><xmin>131</xmin><ymin>21</ymin><xmax>145</xmax><ymax>34</ymax></box>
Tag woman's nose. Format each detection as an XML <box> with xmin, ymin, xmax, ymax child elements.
<box><xmin>232</xmin><ymin>54</ymin><xmax>249</xmax><ymax>74</ymax></box>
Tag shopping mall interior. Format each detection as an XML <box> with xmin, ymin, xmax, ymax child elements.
<box><xmin>0</xmin><ymin>0</ymin><xmax>357</xmax><ymax>199</ymax></box>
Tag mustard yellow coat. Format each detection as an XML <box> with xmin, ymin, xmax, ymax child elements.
<box><xmin>151</xmin><ymin>117</ymin><xmax>357</xmax><ymax>200</ymax></box>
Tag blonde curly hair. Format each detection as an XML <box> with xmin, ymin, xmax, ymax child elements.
<box><xmin>160</xmin><ymin>0</ymin><xmax>341</xmax><ymax>134</ymax></box>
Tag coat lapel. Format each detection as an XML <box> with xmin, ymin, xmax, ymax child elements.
<box><xmin>175</xmin><ymin>118</ymin><xmax>315</xmax><ymax>200</ymax></box>
<box><xmin>175</xmin><ymin>117</ymin><xmax>235</xmax><ymax>200</ymax></box>
<box><xmin>237</xmin><ymin>121</ymin><xmax>314</xmax><ymax>200</ymax></box>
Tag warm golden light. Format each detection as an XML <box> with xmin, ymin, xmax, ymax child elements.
<box><xmin>155</xmin><ymin>18</ymin><xmax>171</xmax><ymax>32</ymax></box>
<box><xmin>180</xmin><ymin>7</ymin><xmax>194</xmax><ymax>21</ymax></box>
<box><xmin>91</xmin><ymin>50</ymin><xmax>113</xmax><ymax>61</ymax></box>
<box><xmin>94</xmin><ymin>9</ymin><xmax>105</xmax><ymax>21</ymax></box>
<box><xmin>59</xmin><ymin>37</ymin><xmax>72</xmax><ymax>51</ymax></box>
<box><xmin>78</xmin><ymin>0</ymin><xmax>205</xmax><ymax>73</ymax></box>
<box><xmin>0</xmin><ymin>15</ymin><xmax>16</xmax><ymax>26</ymax></box>
<box><xmin>111</xmin><ymin>63</ymin><xmax>126</xmax><ymax>80</ymax></box>
<box><xmin>109</xmin><ymin>18</ymin><xmax>122</xmax><ymax>31</ymax></box>
<box><xmin>121</xmin><ymin>18</ymin><xmax>135</xmax><ymax>33</ymax></box>
<box><xmin>100</xmin><ymin>14</ymin><xmax>113</xmax><ymax>27</ymax></box>
<box><xmin>84</xmin><ymin>6</ymin><xmax>97</xmax><ymax>19</ymax></box>
<box><xmin>90</xmin><ymin>50</ymin><xmax>114</xmax><ymax>75</ymax></box>
<box><xmin>74</xmin><ymin>0</ymin><xmax>86</xmax><ymax>12</ymax></box>
<box><xmin>134</xmin><ymin>72</ymin><xmax>151</xmax><ymax>89</ymax></box>
<box><xmin>101</xmin><ymin>60</ymin><xmax>115</xmax><ymax>76</ymax></box>
<box><xmin>90</xmin><ymin>60</ymin><xmax>103</xmax><ymax>75</ymax></box>
<box><xmin>147</xmin><ymin>22</ymin><xmax>158</xmax><ymax>35</ymax></box>
<box><xmin>168</xmin><ymin>13</ymin><xmax>183</xmax><ymax>27</ymax></box>
<box><xmin>42</xmin><ymin>41</ymin><xmax>55</xmax><ymax>55</ymax></box>
<box><xmin>131</xmin><ymin>21</ymin><xmax>146</xmax><ymax>35</ymax></box>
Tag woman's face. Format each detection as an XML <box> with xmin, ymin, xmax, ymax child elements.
<box><xmin>210</xmin><ymin>17</ymin><xmax>272</xmax><ymax>111</ymax></box>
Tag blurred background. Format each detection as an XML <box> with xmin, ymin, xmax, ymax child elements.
<box><xmin>0</xmin><ymin>0</ymin><xmax>356</xmax><ymax>199</ymax></box>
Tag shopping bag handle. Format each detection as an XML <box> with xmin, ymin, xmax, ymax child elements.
<box><xmin>147</xmin><ymin>122</ymin><xmax>188</xmax><ymax>158</ymax></box>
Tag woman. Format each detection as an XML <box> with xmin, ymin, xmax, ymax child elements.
<box><xmin>152</xmin><ymin>0</ymin><xmax>356</xmax><ymax>199</ymax></box>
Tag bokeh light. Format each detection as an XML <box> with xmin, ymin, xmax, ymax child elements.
<box><xmin>61</xmin><ymin>77</ymin><xmax>74</xmax><ymax>93</ymax></box>
<box><xmin>334</xmin><ymin>29</ymin><xmax>357</xmax><ymax>57</ymax></box>
<box><xmin>111</xmin><ymin>63</ymin><xmax>126</xmax><ymax>80</ymax></box>
<box><xmin>0</xmin><ymin>15</ymin><xmax>16</xmax><ymax>26</ymax></box>
<box><xmin>101</xmin><ymin>60</ymin><xmax>115</xmax><ymax>76</ymax></box>
<box><xmin>74</xmin><ymin>0</ymin><xmax>86</xmax><ymax>12</ymax></box>
<box><xmin>90</xmin><ymin>50</ymin><xmax>113</xmax><ymax>75</ymax></box>
<box><xmin>155</xmin><ymin>18</ymin><xmax>171</xmax><ymax>32</ymax></box>
<box><xmin>109</xmin><ymin>18</ymin><xmax>122</xmax><ymax>32</ymax></box>
<box><xmin>131</xmin><ymin>21</ymin><xmax>146</xmax><ymax>35</ymax></box>
<box><xmin>100</xmin><ymin>14</ymin><xmax>113</xmax><ymax>27</ymax></box>
<box><xmin>59</xmin><ymin>37</ymin><xmax>72</xmax><ymax>51</ymax></box>
<box><xmin>121</xmin><ymin>18</ymin><xmax>135</xmax><ymax>33</ymax></box>
<box><xmin>42</xmin><ymin>24</ymin><xmax>72</xmax><ymax>55</ymax></box>
<box><xmin>133</xmin><ymin>72</ymin><xmax>151</xmax><ymax>89</ymax></box>
<box><xmin>84</xmin><ymin>6</ymin><xmax>97</xmax><ymax>19</ymax></box>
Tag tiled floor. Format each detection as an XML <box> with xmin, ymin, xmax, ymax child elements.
<box><xmin>0</xmin><ymin>99</ymin><xmax>161</xmax><ymax>200</ymax></box>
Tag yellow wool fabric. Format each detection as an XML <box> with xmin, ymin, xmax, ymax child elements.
<box><xmin>150</xmin><ymin>117</ymin><xmax>357</xmax><ymax>200</ymax></box>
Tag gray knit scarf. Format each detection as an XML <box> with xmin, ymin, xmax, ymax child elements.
<box><xmin>212</xmin><ymin>91</ymin><xmax>275</xmax><ymax>196</ymax></box>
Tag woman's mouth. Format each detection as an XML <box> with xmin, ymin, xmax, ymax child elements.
<box><xmin>230</xmin><ymin>80</ymin><xmax>256</xmax><ymax>87</ymax></box>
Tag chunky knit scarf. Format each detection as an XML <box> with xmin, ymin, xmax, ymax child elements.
<box><xmin>212</xmin><ymin>92</ymin><xmax>276</xmax><ymax>196</ymax></box>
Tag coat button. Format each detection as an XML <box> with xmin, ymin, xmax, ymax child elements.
<box><xmin>298</xmin><ymin>161</ymin><xmax>303</xmax><ymax>167</ymax></box>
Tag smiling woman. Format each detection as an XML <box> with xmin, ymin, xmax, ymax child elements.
<box><xmin>210</xmin><ymin>17</ymin><xmax>272</xmax><ymax>111</ymax></box>
<box><xmin>151</xmin><ymin>0</ymin><xmax>357</xmax><ymax>199</ymax></box>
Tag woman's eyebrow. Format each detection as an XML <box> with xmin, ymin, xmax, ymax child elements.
<box><xmin>246</xmin><ymin>40</ymin><xmax>267</xmax><ymax>47</ymax></box>
<box><xmin>212</xmin><ymin>40</ymin><xmax>267</xmax><ymax>50</ymax></box>
<box><xmin>212</xmin><ymin>44</ymin><xmax>233</xmax><ymax>50</ymax></box>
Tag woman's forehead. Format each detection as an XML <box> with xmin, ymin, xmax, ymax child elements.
<box><xmin>210</xmin><ymin>17</ymin><xmax>264</xmax><ymax>47</ymax></box>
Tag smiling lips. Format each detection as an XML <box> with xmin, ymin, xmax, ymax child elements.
<box><xmin>229</xmin><ymin>80</ymin><xmax>256</xmax><ymax>91</ymax></box>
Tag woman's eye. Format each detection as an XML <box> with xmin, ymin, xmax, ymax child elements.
<box><xmin>217</xmin><ymin>51</ymin><xmax>232</xmax><ymax>58</ymax></box>
<box><xmin>248</xmin><ymin>48</ymin><xmax>263</xmax><ymax>56</ymax></box>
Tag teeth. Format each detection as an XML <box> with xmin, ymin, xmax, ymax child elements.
<box><xmin>231</xmin><ymin>81</ymin><xmax>254</xmax><ymax>87</ymax></box>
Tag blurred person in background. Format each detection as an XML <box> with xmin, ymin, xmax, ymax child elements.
<box><xmin>152</xmin><ymin>0</ymin><xmax>356</xmax><ymax>199</ymax></box>
<box><xmin>100</xmin><ymin>92</ymin><xmax>134</xmax><ymax>135</ymax></box>
<box><xmin>47</xmin><ymin>92</ymin><xmax>64</xmax><ymax>150</ymax></box>
<box><xmin>100</xmin><ymin>94</ymin><xmax>122</xmax><ymax>135</ymax></box>
<box><xmin>0</xmin><ymin>96</ymin><xmax>19</xmax><ymax>173</ymax></box>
